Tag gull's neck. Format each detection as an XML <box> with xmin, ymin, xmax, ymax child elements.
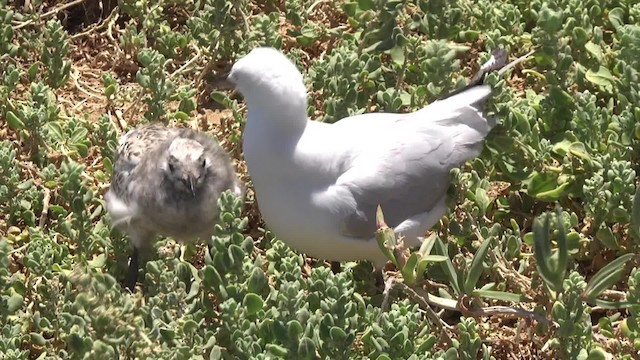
<box><xmin>244</xmin><ymin>94</ymin><xmax>308</xmax><ymax>142</ymax></box>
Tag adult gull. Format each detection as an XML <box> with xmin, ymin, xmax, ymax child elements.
<box><xmin>228</xmin><ymin>47</ymin><xmax>520</xmax><ymax>269</ymax></box>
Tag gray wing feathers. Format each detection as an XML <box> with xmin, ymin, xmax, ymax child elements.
<box><xmin>339</xmin><ymin>59</ymin><xmax>505</xmax><ymax>239</ymax></box>
<box><xmin>339</xmin><ymin>128</ymin><xmax>456</xmax><ymax>238</ymax></box>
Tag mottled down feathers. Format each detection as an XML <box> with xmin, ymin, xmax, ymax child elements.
<box><xmin>105</xmin><ymin>123</ymin><xmax>243</xmax><ymax>290</ymax></box>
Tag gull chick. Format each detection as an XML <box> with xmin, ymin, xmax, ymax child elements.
<box><xmin>105</xmin><ymin>123</ymin><xmax>244</xmax><ymax>290</ymax></box>
<box><xmin>228</xmin><ymin>47</ymin><xmax>521</xmax><ymax>269</ymax></box>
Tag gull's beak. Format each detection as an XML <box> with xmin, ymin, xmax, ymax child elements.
<box><xmin>216</xmin><ymin>70</ymin><xmax>236</xmax><ymax>90</ymax></box>
<box><xmin>219</xmin><ymin>70</ymin><xmax>239</xmax><ymax>98</ymax></box>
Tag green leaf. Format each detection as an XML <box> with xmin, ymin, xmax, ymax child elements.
<box><xmin>28</xmin><ymin>62</ymin><xmax>39</xmax><ymax>81</ymax></box>
<box><xmin>242</xmin><ymin>293</ymin><xmax>264</xmax><ymax>315</ymax></box>
<box><xmin>595</xmin><ymin>225</ymin><xmax>619</xmax><ymax>250</ymax></box>
<box><xmin>585</xmin><ymin>348</ymin><xmax>611</xmax><ymax>360</ymax></box>
<box><xmin>572</xmin><ymin>27</ymin><xmax>589</xmax><ymax>46</ymax></box>
<box><xmin>584</xmin><ymin>42</ymin><xmax>603</xmax><ymax>63</ymax></box>
<box><xmin>7</xmin><ymin>293</ymin><xmax>23</xmax><ymax>313</ymax></box>
<box><xmin>473</xmin><ymin>290</ymin><xmax>532</xmax><ymax>302</ymax></box>
<box><xmin>435</xmin><ymin>237</ymin><xmax>461</xmax><ymax>295</ymax></box>
<box><xmin>210</xmin><ymin>91</ymin><xmax>230</xmax><ymax>106</ymax></box>
<box><xmin>296</xmin><ymin>35</ymin><xmax>316</xmax><ymax>46</ymax></box>
<box><xmin>527</xmin><ymin>171</ymin><xmax>558</xmax><ymax>197</ymax></box>
<box><xmin>375</xmin><ymin>355</ymin><xmax>392</xmax><ymax>360</ymax></box>
<box><xmin>607</xmin><ymin>7</ymin><xmax>625</xmax><ymax>29</ymax></box>
<box><xmin>297</xmin><ymin>337</ymin><xmax>316</xmax><ymax>358</ymax></box>
<box><xmin>568</xmin><ymin>142</ymin><xmax>591</xmax><ymax>162</ymax></box>
<box><xmin>533</xmin><ymin>208</ymin><xmax>568</xmax><ymax>293</ymax></box>
<box><xmin>463</xmin><ymin>236</ymin><xmax>492</xmax><ymax>293</ymax></box>
<box><xmin>174</xmin><ymin>111</ymin><xmax>190</xmax><ymax>121</ymax></box>
<box><xmin>389</xmin><ymin>45</ymin><xmax>404</xmax><ymax>65</ymax></box>
<box><xmin>88</xmin><ymin>253</ymin><xmax>106</xmax><ymax>268</ymax></box>
<box><xmin>590</xmin><ymin>299</ymin><xmax>631</xmax><ymax>309</ymax></box>
<box><xmin>420</xmin><ymin>255</ymin><xmax>448</xmax><ymax>262</ymax></box>
<box><xmin>30</xmin><ymin>333</ymin><xmax>47</xmax><ymax>346</ymax></box>
<box><xmin>71</xmin><ymin>197</ymin><xmax>85</xmax><ymax>215</ymax></box>
<box><xmin>45</xmin><ymin>122</ymin><xmax>64</xmax><ymax>141</ymax></box>
<box><xmin>527</xmin><ymin>170</ymin><xmax>571</xmax><ymax>201</ymax></box>
<box><xmin>287</xmin><ymin>320</ymin><xmax>303</xmax><ymax>339</ymax></box>
<box><xmin>458</xmin><ymin>30</ymin><xmax>480</xmax><ymax>42</ymax></box>
<box><xmin>584</xmin><ymin>253</ymin><xmax>634</xmax><ymax>299</ymax></box>
<box><xmin>534</xmin><ymin>182</ymin><xmax>571</xmax><ymax>201</ymax></box>
<box><xmin>375</xmin><ymin>206</ymin><xmax>397</xmax><ymax>266</ymax></box>
<box><xmin>69</xmin><ymin>127</ymin><xmax>88</xmax><ymax>144</ymax></box>
<box><xmin>585</xmin><ymin>66</ymin><xmax>616</xmax><ymax>92</ymax></box>
<box><xmin>104</xmin><ymin>84</ymin><xmax>116</xmax><ymax>98</ymax></box>
<box><xmin>17</xmin><ymin>178</ymin><xmax>34</xmax><ymax>190</ymax></box>
<box><xmin>210</xmin><ymin>347</ymin><xmax>222</xmax><ymax>360</ymax></box>
<box><xmin>329</xmin><ymin>327</ymin><xmax>347</xmax><ymax>342</ymax></box>
<box><xmin>417</xmin><ymin>233</ymin><xmax>437</xmax><ymax>257</ymax></box>
<box><xmin>474</xmin><ymin>188</ymin><xmax>491</xmax><ymax>214</ymax></box>
<box><xmin>160</xmin><ymin>328</ymin><xmax>176</xmax><ymax>342</ymax></box>
<box><xmin>183</xmin><ymin>319</ymin><xmax>198</xmax><ymax>334</ymax></box>
<box><xmin>266</xmin><ymin>344</ymin><xmax>288</xmax><ymax>357</ymax></box>
<box><xmin>203</xmin><ymin>265</ymin><xmax>223</xmax><ymax>289</ymax></box>
<box><xmin>247</xmin><ymin>267</ymin><xmax>267</xmax><ymax>293</ymax></box>
<box><xmin>6</xmin><ymin>111</ymin><xmax>25</xmax><ymax>130</ymax></box>
<box><xmin>400</xmin><ymin>252</ymin><xmax>418</xmax><ymax>285</ymax></box>
<box><xmin>631</xmin><ymin>186</ymin><xmax>640</xmax><ymax>242</ymax></box>
<box><xmin>357</xmin><ymin>0</ymin><xmax>376</xmax><ymax>11</ymax></box>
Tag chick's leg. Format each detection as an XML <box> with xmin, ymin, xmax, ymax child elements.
<box><xmin>126</xmin><ymin>247</ymin><xmax>140</xmax><ymax>291</ymax></box>
<box><xmin>125</xmin><ymin>229</ymin><xmax>153</xmax><ymax>292</ymax></box>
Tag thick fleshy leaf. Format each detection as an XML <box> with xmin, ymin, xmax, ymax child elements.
<box><xmin>463</xmin><ymin>236</ymin><xmax>493</xmax><ymax>293</ymax></box>
<box><xmin>584</xmin><ymin>253</ymin><xmax>634</xmax><ymax>299</ymax></box>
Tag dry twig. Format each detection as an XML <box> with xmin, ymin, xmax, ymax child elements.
<box><xmin>39</xmin><ymin>188</ymin><xmax>51</xmax><ymax>228</ymax></box>
<box><xmin>12</xmin><ymin>0</ymin><xmax>89</xmax><ymax>30</ymax></box>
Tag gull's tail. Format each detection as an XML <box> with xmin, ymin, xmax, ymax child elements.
<box><xmin>468</xmin><ymin>48</ymin><xmax>509</xmax><ymax>86</ymax></box>
<box><xmin>439</xmin><ymin>47</ymin><xmax>533</xmax><ymax>101</ymax></box>
<box><xmin>411</xmin><ymin>48</ymin><xmax>533</xmax><ymax>165</ymax></box>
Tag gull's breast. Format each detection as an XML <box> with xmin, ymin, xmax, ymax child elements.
<box><xmin>251</xmin><ymin>174</ymin><xmax>383</xmax><ymax>262</ymax></box>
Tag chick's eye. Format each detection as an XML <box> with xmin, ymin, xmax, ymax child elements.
<box><xmin>201</xmin><ymin>159</ymin><xmax>207</xmax><ymax>168</ymax></box>
<box><xmin>168</xmin><ymin>163</ymin><xmax>175</xmax><ymax>172</ymax></box>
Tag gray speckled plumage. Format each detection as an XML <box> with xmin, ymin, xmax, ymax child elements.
<box><xmin>105</xmin><ymin>123</ymin><xmax>244</xmax><ymax>291</ymax></box>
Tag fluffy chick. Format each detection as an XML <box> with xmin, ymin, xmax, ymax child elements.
<box><xmin>105</xmin><ymin>123</ymin><xmax>244</xmax><ymax>291</ymax></box>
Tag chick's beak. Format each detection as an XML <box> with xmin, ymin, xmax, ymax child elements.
<box><xmin>187</xmin><ymin>175</ymin><xmax>196</xmax><ymax>197</ymax></box>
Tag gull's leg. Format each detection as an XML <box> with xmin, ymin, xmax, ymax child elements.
<box><xmin>369</xmin><ymin>259</ymin><xmax>387</xmax><ymax>290</ymax></box>
<box><xmin>374</xmin><ymin>267</ymin><xmax>385</xmax><ymax>288</ymax></box>
<box><xmin>180</xmin><ymin>244</ymin><xmax>187</xmax><ymax>262</ymax></box>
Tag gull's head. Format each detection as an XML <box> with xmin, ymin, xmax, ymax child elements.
<box><xmin>227</xmin><ymin>47</ymin><xmax>307</xmax><ymax>112</ymax></box>
<box><xmin>162</xmin><ymin>138</ymin><xmax>208</xmax><ymax>197</ymax></box>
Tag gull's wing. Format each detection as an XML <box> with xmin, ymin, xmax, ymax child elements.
<box><xmin>333</xmin><ymin>86</ymin><xmax>495</xmax><ymax>239</ymax></box>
